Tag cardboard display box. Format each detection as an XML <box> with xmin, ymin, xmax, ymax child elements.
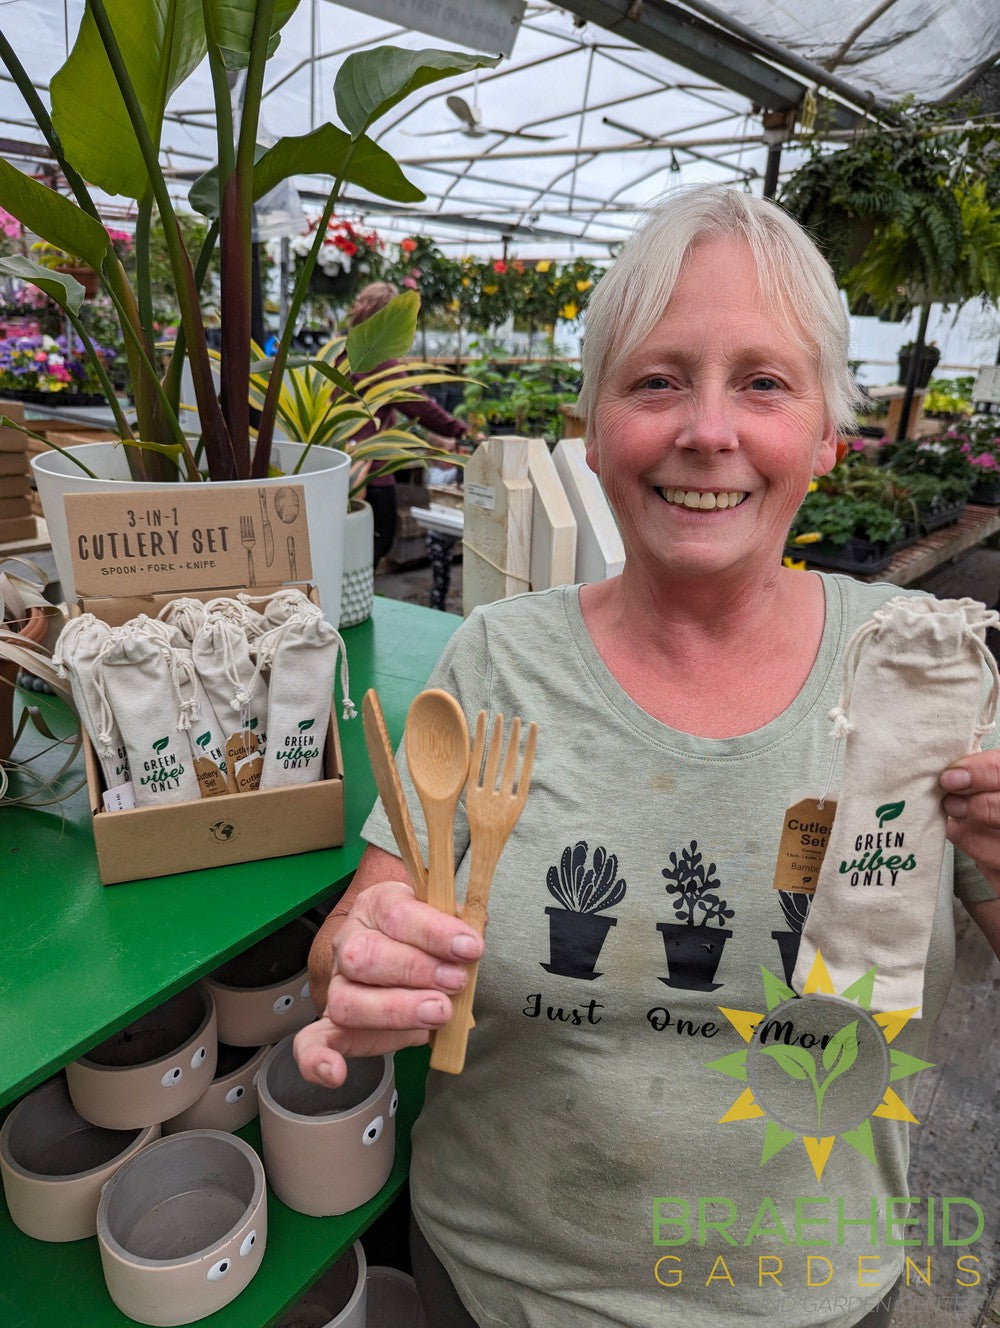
<box><xmin>64</xmin><ymin>485</ymin><xmax>345</xmax><ymax>885</ymax></box>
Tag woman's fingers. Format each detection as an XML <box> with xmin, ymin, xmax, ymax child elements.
<box><xmin>294</xmin><ymin>1016</ymin><xmax>428</xmax><ymax>1088</ymax></box>
<box><xmin>292</xmin><ymin>879</ymin><xmax>486</xmax><ymax>1088</ymax></box>
<box><xmin>325</xmin><ymin>973</ymin><xmax>453</xmax><ymax>1031</ymax></box>
<box><xmin>941</xmin><ymin>752</ymin><xmax>1000</xmax><ymax>892</ymax></box>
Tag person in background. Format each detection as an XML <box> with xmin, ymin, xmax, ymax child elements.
<box><xmin>347</xmin><ymin>280</ymin><xmax>470</xmax><ymax>567</ymax></box>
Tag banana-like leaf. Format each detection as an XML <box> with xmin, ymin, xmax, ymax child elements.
<box><xmin>346</xmin><ymin>290</ymin><xmax>420</xmax><ymax>375</ymax></box>
<box><xmin>0</xmin><ymin>161</ymin><xmax>110</xmax><ymax>271</ymax></box>
<box><xmin>50</xmin><ymin>0</ymin><xmax>207</xmax><ymax>200</ymax></box>
<box><xmin>0</xmin><ymin>256</ymin><xmax>86</xmax><ymax>313</ymax></box>
<box><xmin>205</xmin><ymin>0</ymin><xmax>300</xmax><ymax>71</ymax></box>
<box><xmin>189</xmin><ymin>126</ymin><xmax>423</xmax><ymax>217</ymax></box>
<box><xmin>335</xmin><ymin>46</ymin><xmax>501</xmax><ymax>140</ymax></box>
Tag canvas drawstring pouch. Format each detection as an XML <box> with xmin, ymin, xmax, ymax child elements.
<box><xmin>253</xmin><ymin>610</ymin><xmax>354</xmax><ymax>790</ymax></box>
<box><xmin>157</xmin><ymin>597</ymin><xmax>209</xmax><ymax>644</ymax></box>
<box><xmin>793</xmin><ymin>596</ymin><xmax>1000</xmax><ymax>1015</ymax></box>
<box><xmin>166</xmin><ymin>648</ymin><xmax>231</xmax><ymax>797</ymax></box>
<box><xmin>94</xmin><ymin>623</ymin><xmax>202</xmax><ymax>807</ymax></box>
<box><xmin>191</xmin><ymin>614</ymin><xmax>269</xmax><ymax>757</ymax></box>
<box><xmin>238</xmin><ymin>588</ymin><xmax>317</xmax><ymax>631</ymax></box>
<box><xmin>54</xmin><ymin>615</ymin><xmax>131</xmax><ymax>789</ymax></box>
<box><xmin>203</xmin><ymin>596</ymin><xmax>268</xmax><ymax>643</ymax></box>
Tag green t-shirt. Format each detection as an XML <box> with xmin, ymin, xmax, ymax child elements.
<box><xmin>362</xmin><ymin>575</ymin><xmax>993</xmax><ymax>1328</ymax></box>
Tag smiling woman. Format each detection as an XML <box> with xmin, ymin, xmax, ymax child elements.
<box><xmin>294</xmin><ymin>184</ymin><xmax>1000</xmax><ymax>1328</ymax></box>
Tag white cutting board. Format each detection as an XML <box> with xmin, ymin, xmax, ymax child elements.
<box><xmin>551</xmin><ymin>438</ymin><xmax>625</xmax><ymax>582</ymax></box>
<box><xmin>526</xmin><ymin>437</ymin><xmax>577</xmax><ymax>590</ymax></box>
<box><xmin>462</xmin><ymin>437</ymin><xmax>532</xmax><ymax>614</ymax></box>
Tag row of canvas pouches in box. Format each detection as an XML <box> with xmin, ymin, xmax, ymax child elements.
<box><xmin>55</xmin><ymin>588</ymin><xmax>354</xmax><ymax>808</ymax></box>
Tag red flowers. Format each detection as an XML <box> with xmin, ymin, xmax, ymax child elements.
<box><xmin>401</xmin><ymin>237</ymin><xmax>418</xmax><ymax>253</ymax></box>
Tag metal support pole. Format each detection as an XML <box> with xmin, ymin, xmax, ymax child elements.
<box><xmin>896</xmin><ymin>303</ymin><xmax>931</xmax><ymax>443</ymax></box>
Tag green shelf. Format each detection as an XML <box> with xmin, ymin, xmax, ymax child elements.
<box><xmin>0</xmin><ymin>596</ymin><xmax>458</xmax><ymax>1327</ymax></box>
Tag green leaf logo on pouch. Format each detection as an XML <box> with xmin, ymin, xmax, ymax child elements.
<box><xmin>876</xmin><ymin>801</ymin><xmax>905</xmax><ymax>827</ymax></box>
<box><xmin>152</xmin><ymin>736</ymin><xmax>170</xmax><ymax>753</ymax></box>
<box><xmin>297</xmin><ymin>719</ymin><xmax>314</xmax><ymax>732</ymax></box>
<box><xmin>196</xmin><ymin>731</ymin><xmax>211</xmax><ymax>749</ymax></box>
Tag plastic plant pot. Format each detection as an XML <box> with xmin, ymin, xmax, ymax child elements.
<box><xmin>96</xmin><ymin>1130</ymin><xmax>266</xmax><ymax>1327</ymax></box>
<box><xmin>66</xmin><ymin>983</ymin><xmax>217</xmax><ymax>1130</ymax></box>
<box><xmin>161</xmin><ymin>1042</ymin><xmax>270</xmax><ymax>1136</ymax></box>
<box><xmin>256</xmin><ymin>1036</ymin><xmax>396</xmax><ymax>1217</ymax></box>
<box><xmin>271</xmin><ymin>1241</ymin><xmax>367</xmax><ymax>1328</ymax></box>
<box><xmin>204</xmin><ymin>917</ymin><xmax>317</xmax><ymax>1047</ymax></box>
<box><xmin>0</xmin><ymin>1075</ymin><xmax>159</xmax><ymax>1242</ymax></box>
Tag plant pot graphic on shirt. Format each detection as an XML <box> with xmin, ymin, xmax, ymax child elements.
<box><xmin>540</xmin><ymin>842</ymin><xmax>626</xmax><ymax>981</ymax></box>
<box><xmin>657</xmin><ymin>841</ymin><xmax>735</xmax><ymax>992</ymax></box>
<box><xmin>771</xmin><ymin>890</ymin><xmax>812</xmax><ymax>986</ymax></box>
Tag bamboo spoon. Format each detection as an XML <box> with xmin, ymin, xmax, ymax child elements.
<box><xmin>361</xmin><ymin>689</ymin><xmax>428</xmax><ymax>901</ymax></box>
<box><xmin>404</xmin><ymin>688</ymin><xmax>470</xmax><ymax>917</ymax></box>
<box><xmin>431</xmin><ymin>712</ymin><xmax>537</xmax><ymax>1075</ymax></box>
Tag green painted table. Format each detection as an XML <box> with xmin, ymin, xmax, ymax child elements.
<box><xmin>0</xmin><ymin>596</ymin><xmax>460</xmax><ymax>1328</ymax></box>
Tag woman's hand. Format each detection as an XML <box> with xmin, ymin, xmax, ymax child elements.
<box><xmin>293</xmin><ymin>878</ymin><xmax>484</xmax><ymax>1088</ymax></box>
<box><xmin>941</xmin><ymin>750</ymin><xmax>1000</xmax><ymax>894</ymax></box>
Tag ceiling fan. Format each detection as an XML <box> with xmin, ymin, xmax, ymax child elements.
<box><xmin>406</xmin><ymin>92</ymin><xmax>562</xmax><ymax>141</ymax></box>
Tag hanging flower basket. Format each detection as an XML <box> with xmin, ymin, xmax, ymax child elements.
<box><xmin>308</xmin><ymin>265</ymin><xmax>360</xmax><ymax>301</ymax></box>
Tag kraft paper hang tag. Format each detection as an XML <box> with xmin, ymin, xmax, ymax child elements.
<box><xmin>226</xmin><ymin>729</ymin><xmax>262</xmax><ymax>793</ymax></box>
<box><xmin>772</xmin><ymin>796</ymin><xmax>837</xmax><ymax>894</ymax></box>
<box><xmin>194</xmin><ymin>754</ymin><xmax>229</xmax><ymax>798</ymax></box>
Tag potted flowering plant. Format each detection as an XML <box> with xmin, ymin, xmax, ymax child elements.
<box><xmin>0</xmin><ymin>4</ymin><xmax>496</xmax><ymax>489</ymax></box>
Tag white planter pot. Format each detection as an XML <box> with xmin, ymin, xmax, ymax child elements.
<box><xmin>339</xmin><ymin>500</ymin><xmax>374</xmax><ymax>629</ymax></box>
<box><xmin>30</xmin><ymin>441</ymin><xmax>350</xmax><ymax>622</ymax></box>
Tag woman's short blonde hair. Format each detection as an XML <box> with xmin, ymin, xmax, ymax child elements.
<box><xmin>577</xmin><ymin>184</ymin><xmax>861</xmax><ymax>434</ymax></box>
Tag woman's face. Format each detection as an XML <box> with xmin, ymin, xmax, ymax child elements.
<box><xmin>588</xmin><ymin>235</ymin><xmax>838</xmax><ymax>586</ymax></box>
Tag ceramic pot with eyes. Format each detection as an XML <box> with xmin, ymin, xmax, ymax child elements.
<box><xmin>66</xmin><ymin>983</ymin><xmax>217</xmax><ymax>1130</ymax></box>
<box><xmin>256</xmin><ymin>1037</ymin><xmax>396</xmax><ymax>1217</ymax></box>
<box><xmin>271</xmin><ymin>1240</ymin><xmax>367</xmax><ymax>1328</ymax></box>
<box><xmin>365</xmin><ymin>1267</ymin><xmax>429</xmax><ymax>1328</ymax></box>
<box><xmin>161</xmin><ymin>1043</ymin><xmax>270</xmax><ymax>1136</ymax></box>
<box><xmin>0</xmin><ymin>1076</ymin><xmax>160</xmax><ymax>1242</ymax></box>
<box><xmin>203</xmin><ymin>917</ymin><xmax>316</xmax><ymax>1047</ymax></box>
<box><xmin>96</xmin><ymin>1129</ymin><xmax>266</xmax><ymax>1327</ymax></box>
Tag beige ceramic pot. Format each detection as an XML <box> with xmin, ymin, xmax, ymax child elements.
<box><xmin>96</xmin><ymin>1129</ymin><xmax>266</xmax><ymax>1327</ymax></box>
<box><xmin>66</xmin><ymin>983</ymin><xmax>217</xmax><ymax>1130</ymax></box>
<box><xmin>204</xmin><ymin>917</ymin><xmax>316</xmax><ymax>1047</ymax></box>
<box><xmin>366</xmin><ymin>1267</ymin><xmax>429</xmax><ymax>1328</ymax></box>
<box><xmin>0</xmin><ymin>1075</ymin><xmax>159</xmax><ymax>1242</ymax></box>
<box><xmin>162</xmin><ymin>1042</ymin><xmax>270</xmax><ymax>1135</ymax></box>
<box><xmin>257</xmin><ymin>1037</ymin><xmax>396</xmax><ymax>1217</ymax></box>
<box><xmin>271</xmin><ymin>1241</ymin><xmax>367</xmax><ymax>1328</ymax></box>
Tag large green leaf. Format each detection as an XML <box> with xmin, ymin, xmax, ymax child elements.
<box><xmin>204</xmin><ymin>0</ymin><xmax>301</xmax><ymax>70</ymax></box>
<box><xmin>0</xmin><ymin>162</ymin><xmax>110</xmax><ymax>271</ymax></box>
<box><xmin>50</xmin><ymin>0</ymin><xmax>207</xmax><ymax>200</ymax></box>
<box><xmin>346</xmin><ymin>290</ymin><xmax>420</xmax><ymax>375</ymax></box>
<box><xmin>189</xmin><ymin>127</ymin><xmax>424</xmax><ymax>216</ymax></box>
<box><xmin>335</xmin><ymin>47</ymin><xmax>500</xmax><ymax>140</ymax></box>
<box><xmin>0</xmin><ymin>256</ymin><xmax>87</xmax><ymax>313</ymax></box>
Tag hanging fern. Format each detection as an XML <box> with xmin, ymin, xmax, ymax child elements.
<box><xmin>779</xmin><ymin>103</ymin><xmax>999</xmax><ymax>317</ymax></box>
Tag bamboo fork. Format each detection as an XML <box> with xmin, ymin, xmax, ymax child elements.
<box><xmin>430</xmin><ymin>711</ymin><xmax>537</xmax><ymax>1075</ymax></box>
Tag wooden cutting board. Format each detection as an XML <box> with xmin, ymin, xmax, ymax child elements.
<box><xmin>462</xmin><ymin>437</ymin><xmax>532</xmax><ymax>614</ymax></box>
<box><xmin>551</xmin><ymin>438</ymin><xmax>625</xmax><ymax>582</ymax></box>
<box><xmin>526</xmin><ymin>437</ymin><xmax>576</xmax><ymax>590</ymax></box>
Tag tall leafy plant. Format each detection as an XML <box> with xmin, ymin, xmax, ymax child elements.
<box><xmin>0</xmin><ymin>3</ymin><xmax>496</xmax><ymax>482</ymax></box>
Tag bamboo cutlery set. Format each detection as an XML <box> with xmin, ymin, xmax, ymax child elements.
<box><xmin>361</xmin><ymin>688</ymin><xmax>537</xmax><ymax>1074</ymax></box>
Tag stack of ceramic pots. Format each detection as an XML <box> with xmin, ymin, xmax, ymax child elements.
<box><xmin>0</xmin><ymin>911</ymin><xmax>401</xmax><ymax>1326</ymax></box>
